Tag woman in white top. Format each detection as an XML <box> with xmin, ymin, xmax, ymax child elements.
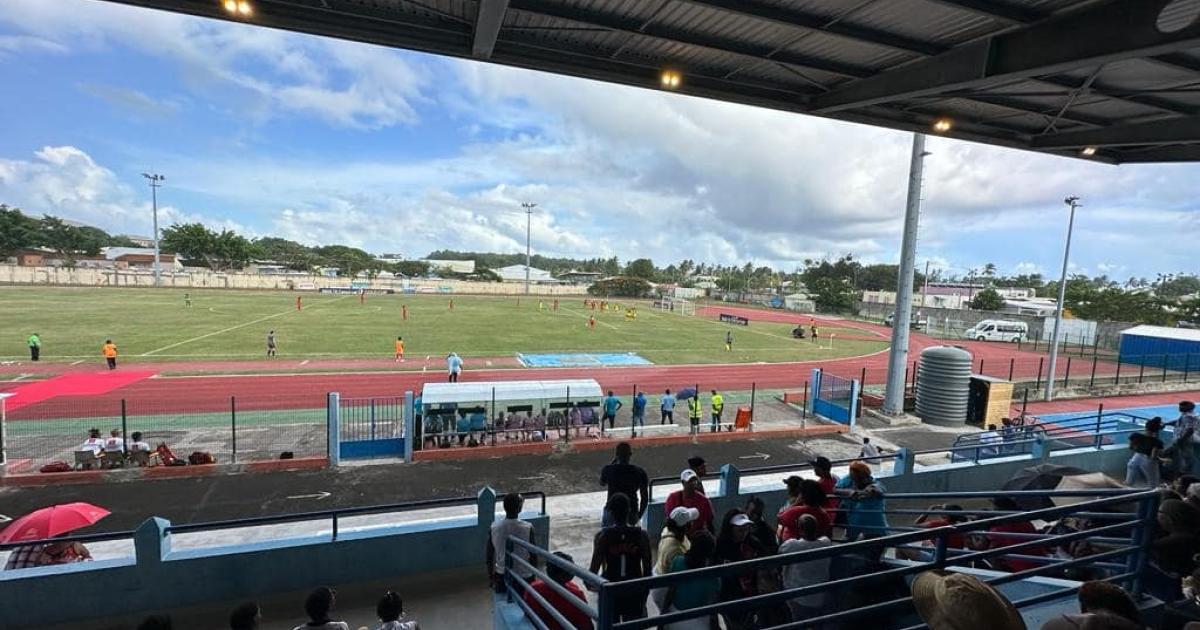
<box><xmin>79</xmin><ymin>428</ymin><xmax>105</xmax><ymax>453</ymax></box>
<box><xmin>374</xmin><ymin>591</ymin><xmax>419</xmax><ymax>630</ymax></box>
<box><xmin>292</xmin><ymin>587</ymin><xmax>350</xmax><ymax>630</ymax></box>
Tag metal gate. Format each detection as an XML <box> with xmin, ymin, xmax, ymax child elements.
<box><xmin>338</xmin><ymin>396</ymin><xmax>407</xmax><ymax>459</ymax></box>
<box><xmin>810</xmin><ymin>369</ymin><xmax>859</xmax><ymax>426</ymax></box>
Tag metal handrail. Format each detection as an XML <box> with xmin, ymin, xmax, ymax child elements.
<box><xmin>2</xmin><ymin>490</ymin><xmax>548</xmax><ymax>550</ymax></box>
<box><xmin>649</xmin><ymin>453</ymin><xmax>900</xmax><ymax>498</ymax></box>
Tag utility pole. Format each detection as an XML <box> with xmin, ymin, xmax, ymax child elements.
<box><xmin>521</xmin><ymin>202</ymin><xmax>537</xmax><ymax>295</ymax></box>
<box><xmin>1045</xmin><ymin>196</ymin><xmax>1081</xmax><ymax>401</ymax></box>
<box><xmin>883</xmin><ymin>133</ymin><xmax>929</xmax><ymax>416</ymax></box>
<box><xmin>142</xmin><ymin>173</ymin><xmax>165</xmax><ymax>287</ymax></box>
<box><xmin>921</xmin><ymin>260</ymin><xmax>931</xmax><ymax>309</ymax></box>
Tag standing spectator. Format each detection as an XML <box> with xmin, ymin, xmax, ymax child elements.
<box><xmin>979</xmin><ymin>424</ymin><xmax>1002</xmax><ymax>458</ymax></box>
<box><xmin>687</xmin><ymin>456</ymin><xmax>708</xmax><ymax>479</ymax></box>
<box><xmin>266</xmin><ymin>331</ymin><xmax>276</xmax><ymax>358</ymax></box>
<box><xmin>602</xmin><ymin>391</ymin><xmax>623</xmax><ymax>431</ymax></box>
<box><xmin>725</xmin><ymin>331</ymin><xmax>733</xmax><ymax>352</ymax></box>
<box><xmin>834</xmin><ymin>461</ymin><xmax>889</xmax><ymax>541</ymax></box>
<box><xmin>102</xmin><ymin>339</ymin><xmax>118</xmax><ymax>369</ymax></box>
<box><xmin>374</xmin><ymin>590</ymin><xmax>420</xmax><ymax>630</ymax></box>
<box><xmin>779</xmin><ymin>514</ymin><xmax>832</xmax><ymax>623</ymax></box>
<box><xmin>687</xmin><ymin>396</ymin><xmax>703</xmax><ymax>435</ymax></box>
<box><xmin>446</xmin><ymin>353</ymin><xmax>463</xmax><ymax>383</ymax></box>
<box><xmin>599</xmin><ymin>442</ymin><xmax>649</xmax><ymax>526</ymax></box>
<box><xmin>291</xmin><ymin>587</ymin><xmax>349</xmax><ymax>630</ymax></box>
<box><xmin>1126</xmin><ymin>417</ymin><xmax>1166</xmax><ymax>487</ymax></box>
<box><xmin>487</xmin><ymin>494</ymin><xmax>537</xmax><ymax>593</ymax></box>
<box><xmin>589</xmin><ymin>493</ymin><xmax>652</xmax><ymax>623</ymax></box>
<box><xmin>911</xmin><ymin>571</ymin><xmax>1025</xmax><ymax>630</ymax></box>
<box><xmin>778</xmin><ymin>479</ymin><xmax>832</xmax><ymax>541</ymax></box>
<box><xmin>665</xmin><ymin>469</ymin><xmax>715</xmax><ymax>534</ymax></box>
<box><xmin>229</xmin><ymin>602</ymin><xmax>261</xmax><ymax>630</ymax></box>
<box><xmin>631</xmin><ymin>391</ymin><xmax>647</xmax><ymax>437</ymax></box>
<box><xmin>1170</xmin><ymin>401</ymin><xmax>1200</xmax><ymax>475</ymax></box>
<box><xmin>709</xmin><ymin>390</ymin><xmax>724</xmax><ymax>433</ymax></box>
<box><xmin>810</xmin><ymin>456</ymin><xmax>840</xmax><ymax>512</ymax></box>
<box><xmin>661</xmin><ymin>389</ymin><xmax>676</xmax><ymax>425</ymax></box>
<box><xmin>523</xmin><ymin>552</ymin><xmax>592</xmax><ymax>630</ymax></box>
<box><xmin>27</xmin><ymin>332</ymin><xmax>40</xmax><ymax>361</ymax></box>
<box><xmin>661</xmin><ymin>532</ymin><xmax>720</xmax><ymax>630</ymax></box>
<box><xmin>858</xmin><ymin>437</ymin><xmax>883</xmax><ymax>463</ymax></box>
<box><xmin>1040</xmin><ymin>580</ymin><xmax>1141</xmax><ymax>630</ymax></box>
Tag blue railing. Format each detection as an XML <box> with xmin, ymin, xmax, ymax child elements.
<box><xmin>946</xmin><ymin>409</ymin><xmax>1155</xmax><ymax>463</ymax></box>
<box><xmin>507</xmin><ymin>488</ymin><xmax>1159</xmax><ymax>630</ymax></box>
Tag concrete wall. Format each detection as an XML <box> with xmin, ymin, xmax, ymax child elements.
<box><xmin>0</xmin><ymin>264</ymin><xmax>588</xmax><ymax>295</ymax></box>
<box><xmin>0</xmin><ymin>488</ymin><xmax>549</xmax><ymax>629</ymax></box>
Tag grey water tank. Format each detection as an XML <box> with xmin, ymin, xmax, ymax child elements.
<box><xmin>915</xmin><ymin>346</ymin><xmax>972</xmax><ymax>426</ymax></box>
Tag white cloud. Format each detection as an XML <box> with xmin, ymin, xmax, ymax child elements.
<box><xmin>0</xmin><ymin>33</ymin><xmax>67</xmax><ymax>56</ymax></box>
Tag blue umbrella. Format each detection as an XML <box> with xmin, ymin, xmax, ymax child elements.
<box><xmin>676</xmin><ymin>387</ymin><xmax>697</xmax><ymax>400</ymax></box>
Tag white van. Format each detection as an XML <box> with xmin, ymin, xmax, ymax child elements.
<box><xmin>964</xmin><ymin>319</ymin><xmax>1028</xmax><ymax>342</ymax></box>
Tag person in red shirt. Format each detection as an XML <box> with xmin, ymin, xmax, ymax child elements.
<box><xmin>972</xmin><ymin>497</ymin><xmax>1049</xmax><ymax>572</ymax></box>
<box><xmin>664</xmin><ymin>469</ymin><xmax>715</xmax><ymax>534</ymax></box>
<box><xmin>897</xmin><ymin>504</ymin><xmax>968</xmax><ymax>561</ymax></box>
<box><xmin>523</xmin><ymin>551</ymin><xmax>594</xmax><ymax>630</ymax></box>
<box><xmin>777</xmin><ymin>478</ymin><xmax>832</xmax><ymax>540</ymax></box>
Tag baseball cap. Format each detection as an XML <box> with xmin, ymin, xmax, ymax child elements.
<box><xmin>669</xmin><ymin>506</ymin><xmax>700</xmax><ymax>527</ymax></box>
<box><xmin>680</xmin><ymin>469</ymin><xmax>699</xmax><ymax>483</ymax></box>
<box><xmin>782</xmin><ymin>475</ymin><xmax>803</xmax><ymax>487</ymax></box>
<box><xmin>730</xmin><ymin>513</ymin><xmax>752</xmax><ymax>527</ymax></box>
<box><xmin>809</xmin><ymin>456</ymin><xmax>832</xmax><ymax>470</ymax></box>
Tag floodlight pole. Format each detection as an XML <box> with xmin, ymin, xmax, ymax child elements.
<box><xmin>142</xmin><ymin>172</ymin><xmax>165</xmax><ymax>287</ymax></box>
<box><xmin>883</xmin><ymin>133</ymin><xmax>928</xmax><ymax>415</ymax></box>
<box><xmin>522</xmin><ymin>202</ymin><xmax>537</xmax><ymax>294</ymax></box>
<box><xmin>1045</xmin><ymin>196</ymin><xmax>1081</xmax><ymax>401</ymax></box>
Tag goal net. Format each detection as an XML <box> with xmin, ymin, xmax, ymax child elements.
<box><xmin>658</xmin><ymin>297</ymin><xmax>695</xmax><ymax>316</ymax></box>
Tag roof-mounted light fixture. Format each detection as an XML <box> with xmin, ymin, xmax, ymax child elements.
<box><xmin>660</xmin><ymin>69</ymin><xmax>682</xmax><ymax>90</ymax></box>
<box><xmin>931</xmin><ymin>118</ymin><xmax>953</xmax><ymax>133</ymax></box>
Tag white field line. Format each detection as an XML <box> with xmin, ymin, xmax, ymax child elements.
<box><xmin>557</xmin><ymin>305</ymin><xmax>623</xmax><ymax>331</ymax></box>
<box><xmin>70</xmin><ymin>359</ymin><xmax>85</xmax><ymax>365</ymax></box>
<box><xmin>141</xmin><ymin>295</ymin><xmax>351</xmax><ymax>356</ymax></box>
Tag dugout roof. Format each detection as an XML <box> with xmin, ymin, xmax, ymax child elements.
<box><xmin>421</xmin><ymin>379</ymin><xmax>603</xmax><ymax>404</ymax></box>
<box><xmin>106</xmin><ymin>0</ymin><xmax>1200</xmax><ymax>164</ymax></box>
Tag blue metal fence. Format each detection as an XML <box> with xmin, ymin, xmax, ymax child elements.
<box><xmin>811</xmin><ymin>368</ymin><xmax>859</xmax><ymax>425</ymax></box>
<box><xmin>338</xmin><ymin>395</ymin><xmax>406</xmax><ymax>459</ymax></box>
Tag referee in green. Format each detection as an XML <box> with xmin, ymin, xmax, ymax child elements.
<box><xmin>27</xmin><ymin>332</ymin><xmax>41</xmax><ymax>361</ymax></box>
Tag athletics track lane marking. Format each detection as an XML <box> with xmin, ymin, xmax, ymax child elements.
<box><xmin>140</xmin><ymin>295</ymin><xmax>352</xmax><ymax>356</ymax></box>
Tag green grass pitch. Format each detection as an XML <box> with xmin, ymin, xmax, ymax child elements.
<box><xmin>0</xmin><ymin>287</ymin><xmax>888</xmax><ymax>366</ymax></box>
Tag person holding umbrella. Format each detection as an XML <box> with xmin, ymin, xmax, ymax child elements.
<box><xmin>1</xmin><ymin>502</ymin><xmax>109</xmax><ymax>570</ymax></box>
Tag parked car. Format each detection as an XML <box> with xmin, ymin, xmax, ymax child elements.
<box><xmin>963</xmin><ymin>319</ymin><xmax>1028</xmax><ymax>342</ymax></box>
<box><xmin>884</xmin><ymin>312</ymin><xmax>928</xmax><ymax>330</ymax></box>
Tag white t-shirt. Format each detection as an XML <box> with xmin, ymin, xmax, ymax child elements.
<box><xmin>291</xmin><ymin>622</ymin><xmax>350</xmax><ymax>630</ymax></box>
<box><xmin>103</xmin><ymin>437</ymin><xmax>125</xmax><ymax>453</ymax></box>
<box><xmin>860</xmin><ymin>443</ymin><xmax>880</xmax><ymax>459</ymax></box>
<box><xmin>376</xmin><ymin>620</ymin><xmax>419</xmax><ymax>630</ymax></box>
<box><xmin>491</xmin><ymin>518</ymin><xmax>534</xmax><ymax>578</ymax></box>
<box><xmin>79</xmin><ymin>438</ymin><xmax>105</xmax><ymax>453</ymax></box>
<box><xmin>130</xmin><ymin>441</ymin><xmax>152</xmax><ymax>453</ymax></box>
<box><xmin>779</xmin><ymin>537</ymin><xmax>832</xmax><ymax>608</ymax></box>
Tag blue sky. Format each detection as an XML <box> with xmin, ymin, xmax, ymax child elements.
<box><xmin>0</xmin><ymin>0</ymin><xmax>1197</xmax><ymax>282</ymax></box>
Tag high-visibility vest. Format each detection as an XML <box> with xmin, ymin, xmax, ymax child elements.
<box><xmin>711</xmin><ymin>394</ymin><xmax>724</xmax><ymax>414</ymax></box>
<box><xmin>688</xmin><ymin>397</ymin><xmax>702</xmax><ymax>420</ymax></box>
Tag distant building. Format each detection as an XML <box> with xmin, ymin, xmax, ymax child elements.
<box><xmin>103</xmin><ymin>247</ymin><xmax>180</xmax><ymax>270</ymax></box>
<box><xmin>557</xmin><ymin>270</ymin><xmax>603</xmax><ymax>285</ymax></box>
<box><xmin>422</xmin><ymin>259</ymin><xmax>476</xmax><ymax>274</ymax></box>
<box><xmin>121</xmin><ymin>235</ymin><xmax>156</xmax><ymax>248</ymax></box>
<box><xmin>493</xmin><ymin>264</ymin><xmax>560</xmax><ymax>284</ymax></box>
<box><xmin>783</xmin><ymin>293</ymin><xmax>815</xmax><ymax>312</ymax></box>
<box><xmin>863</xmin><ymin>284</ymin><xmax>1037</xmax><ymax>310</ymax></box>
<box><xmin>375</xmin><ymin>253</ymin><xmax>406</xmax><ymax>263</ymax></box>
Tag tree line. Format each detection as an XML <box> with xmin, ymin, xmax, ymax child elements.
<box><xmin>1</xmin><ymin>205</ymin><xmax>140</xmax><ymax>266</ymax></box>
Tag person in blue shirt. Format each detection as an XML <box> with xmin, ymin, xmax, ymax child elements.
<box><xmin>602</xmin><ymin>391</ymin><xmax>623</xmax><ymax>431</ymax></box>
<box><xmin>446</xmin><ymin>352</ymin><xmax>463</xmax><ymax>383</ymax></box>
<box><xmin>631</xmin><ymin>392</ymin><xmax>647</xmax><ymax>437</ymax></box>
<box><xmin>660</xmin><ymin>389</ymin><xmax>676</xmax><ymax>425</ymax></box>
<box><xmin>833</xmin><ymin>461</ymin><xmax>889</xmax><ymax>541</ymax></box>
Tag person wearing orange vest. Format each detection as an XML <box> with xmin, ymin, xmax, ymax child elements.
<box><xmin>102</xmin><ymin>339</ymin><xmax>118</xmax><ymax>370</ymax></box>
<box><xmin>395</xmin><ymin>336</ymin><xmax>405</xmax><ymax>362</ymax></box>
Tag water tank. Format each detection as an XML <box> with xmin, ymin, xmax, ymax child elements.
<box><xmin>915</xmin><ymin>346</ymin><xmax>972</xmax><ymax>426</ymax></box>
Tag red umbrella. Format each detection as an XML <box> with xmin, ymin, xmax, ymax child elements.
<box><xmin>0</xmin><ymin>502</ymin><xmax>110</xmax><ymax>544</ymax></box>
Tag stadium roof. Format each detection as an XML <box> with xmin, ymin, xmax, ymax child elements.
<box><xmin>105</xmin><ymin>0</ymin><xmax>1200</xmax><ymax>164</ymax></box>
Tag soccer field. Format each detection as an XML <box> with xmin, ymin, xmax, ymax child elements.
<box><xmin>0</xmin><ymin>287</ymin><xmax>888</xmax><ymax>366</ymax></box>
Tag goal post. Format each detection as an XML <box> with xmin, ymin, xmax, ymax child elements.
<box><xmin>656</xmin><ymin>297</ymin><xmax>695</xmax><ymax>315</ymax></box>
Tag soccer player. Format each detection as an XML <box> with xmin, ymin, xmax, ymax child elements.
<box><xmin>402</xmin><ymin>304</ymin><xmax>408</xmax><ymax>321</ymax></box>
<box><xmin>184</xmin><ymin>292</ymin><xmax>191</xmax><ymax>308</ymax></box>
<box><xmin>102</xmin><ymin>339</ymin><xmax>118</xmax><ymax>370</ymax></box>
<box><xmin>553</xmin><ymin>299</ymin><xmax>559</xmax><ymax>311</ymax></box>
<box><xmin>27</xmin><ymin>332</ymin><xmax>40</xmax><ymax>362</ymax></box>
<box><xmin>395</xmin><ymin>336</ymin><xmax>405</xmax><ymax>362</ymax></box>
<box><xmin>359</xmin><ymin>290</ymin><xmax>366</xmax><ymax>305</ymax></box>
<box><xmin>539</xmin><ymin>300</ymin><xmax>545</xmax><ymax>312</ymax></box>
<box><xmin>449</xmin><ymin>298</ymin><xmax>454</xmax><ymax>311</ymax></box>
<box><xmin>588</xmin><ymin>315</ymin><xmax>596</xmax><ymax>329</ymax></box>
<box><xmin>810</xmin><ymin>320</ymin><xmax>819</xmax><ymax>341</ymax></box>
<box><xmin>266</xmin><ymin>330</ymin><xmax>277</xmax><ymax>357</ymax></box>
<box><xmin>725</xmin><ymin>331</ymin><xmax>733</xmax><ymax>352</ymax></box>
<box><xmin>296</xmin><ymin>296</ymin><xmax>302</xmax><ymax>311</ymax></box>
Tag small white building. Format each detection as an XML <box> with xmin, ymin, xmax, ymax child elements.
<box><xmin>494</xmin><ymin>264</ymin><xmax>560</xmax><ymax>284</ymax></box>
<box><xmin>423</xmin><ymin>259</ymin><xmax>476</xmax><ymax>274</ymax></box>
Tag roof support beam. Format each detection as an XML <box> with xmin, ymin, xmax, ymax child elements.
<box><xmin>811</xmin><ymin>0</ymin><xmax>1200</xmax><ymax>113</ymax></box>
<box><xmin>1115</xmin><ymin>144</ymin><xmax>1200</xmax><ymax>163</ymax></box>
<box><xmin>471</xmin><ymin>0</ymin><xmax>510</xmax><ymax>58</ymax></box>
<box><xmin>916</xmin><ymin>0</ymin><xmax>1041</xmax><ymax>25</ymax></box>
<box><xmin>1031</xmin><ymin>115</ymin><xmax>1200</xmax><ymax>148</ymax></box>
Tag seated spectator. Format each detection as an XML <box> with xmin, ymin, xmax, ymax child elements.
<box><xmin>229</xmin><ymin>602</ymin><xmax>261</xmax><ymax>630</ymax></box>
<box><xmin>455</xmin><ymin>412</ymin><xmax>471</xmax><ymax>446</ymax></box>
<box><xmin>778</xmin><ymin>478</ymin><xmax>833</xmax><ymax>541</ymax></box>
<box><xmin>1039</xmin><ymin>580</ymin><xmax>1142</xmax><ymax>630</ymax></box>
<box><xmin>834</xmin><ymin>461</ymin><xmax>889</xmax><ymax>541</ymax></box>
<box><xmin>897</xmin><ymin>504</ymin><xmax>967</xmax><ymax>562</ymax></box>
<box><xmin>661</xmin><ymin>532</ymin><xmax>720</xmax><ymax>630</ymax></box>
<box><xmin>589</xmin><ymin>493</ymin><xmax>652</xmax><ymax>623</ymax></box>
<box><xmin>423</xmin><ymin>414</ymin><xmax>444</xmax><ymax>449</ymax></box>
<box><xmin>1166</xmin><ymin>475</ymin><xmax>1200</xmax><ymax>501</ymax></box>
<box><xmin>292</xmin><ymin>587</ymin><xmax>350</xmax><ymax>630</ymax></box>
<box><xmin>579</xmin><ymin>405</ymin><xmax>597</xmax><ymax>436</ymax></box>
<box><xmin>912</xmin><ymin>570</ymin><xmax>1026</xmax><ymax>630</ymax></box>
<box><xmin>779</xmin><ymin>514</ymin><xmax>832</xmax><ymax>623</ymax></box>
<box><xmin>523</xmin><ymin>551</ymin><xmax>592</xmax><ymax>630</ymax></box>
<box><xmin>129</xmin><ymin>431</ymin><xmax>152</xmax><ymax>453</ymax></box>
<box><xmin>375</xmin><ymin>590</ymin><xmax>419</xmax><ymax>630</ymax></box>
<box><xmin>664</xmin><ymin>469</ymin><xmax>715</xmax><ymax>535</ymax></box>
<box><xmin>532</xmin><ymin>409</ymin><xmax>547</xmax><ymax>441</ymax></box>
<box><xmin>469</xmin><ymin>409</ymin><xmax>488</xmax><ymax>435</ymax></box>
<box><xmin>568</xmin><ymin>406</ymin><xmax>582</xmax><ymax>437</ymax></box>
<box><xmin>971</xmin><ymin>497</ymin><xmax>1049</xmax><ymax>573</ymax></box>
<box><xmin>1153</xmin><ymin>499</ymin><xmax>1200</xmax><ymax>577</ymax></box>
<box><xmin>138</xmin><ymin>615</ymin><xmax>173</xmax><ymax>630</ymax></box>
<box><xmin>79</xmin><ymin>428</ymin><xmax>105</xmax><ymax>453</ymax></box>
<box><xmin>1186</xmin><ymin>482</ymin><xmax>1200</xmax><ymax>512</ymax></box>
<box><xmin>3</xmin><ymin>537</ymin><xmax>93</xmax><ymax>570</ymax></box>
<box><xmin>103</xmin><ymin>428</ymin><xmax>125</xmax><ymax>460</ymax></box>
<box><xmin>487</xmin><ymin>493</ymin><xmax>537</xmax><ymax>593</ymax></box>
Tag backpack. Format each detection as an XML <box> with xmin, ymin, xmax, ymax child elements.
<box><xmin>188</xmin><ymin>451</ymin><xmax>215</xmax><ymax>465</ymax></box>
<box><xmin>40</xmin><ymin>461</ymin><xmax>72</xmax><ymax>473</ymax></box>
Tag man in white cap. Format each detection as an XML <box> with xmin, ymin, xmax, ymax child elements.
<box><xmin>664</xmin><ymin>469</ymin><xmax>714</xmax><ymax>534</ymax></box>
<box><xmin>656</xmin><ymin>506</ymin><xmax>699</xmax><ymax>575</ymax></box>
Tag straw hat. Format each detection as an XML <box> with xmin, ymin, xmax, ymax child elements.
<box><xmin>912</xmin><ymin>571</ymin><xmax>1026</xmax><ymax>630</ymax></box>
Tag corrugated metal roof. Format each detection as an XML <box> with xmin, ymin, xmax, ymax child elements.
<box><xmin>1120</xmin><ymin>326</ymin><xmax>1200</xmax><ymax>343</ymax></box>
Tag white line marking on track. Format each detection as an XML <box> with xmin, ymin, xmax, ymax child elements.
<box><xmin>140</xmin><ymin>296</ymin><xmax>351</xmax><ymax>356</ymax></box>
<box><xmin>300</xmin><ymin>360</ymin><xmax>310</xmax><ymax>366</ymax></box>
<box><xmin>71</xmin><ymin>360</ymin><xmax>85</xmax><ymax>365</ymax></box>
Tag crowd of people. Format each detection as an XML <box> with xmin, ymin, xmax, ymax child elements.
<box><xmin>130</xmin><ymin>589</ymin><xmax>420</xmax><ymax>630</ymax></box>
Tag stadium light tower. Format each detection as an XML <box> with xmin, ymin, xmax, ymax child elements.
<box><xmin>142</xmin><ymin>172</ymin><xmax>165</xmax><ymax>287</ymax></box>
<box><xmin>521</xmin><ymin>202</ymin><xmax>537</xmax><ymax>294</ymax></box>
<box><xmin>1045</xmin><ymin>196</ymin><xmax>1081</xmax><ymax>401</ymax></box>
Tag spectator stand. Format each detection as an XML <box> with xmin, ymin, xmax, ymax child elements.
<box><xmin>416</xmin><ymin>380</ymin><xmax>603</xmax><ymax>449</ymax></box>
